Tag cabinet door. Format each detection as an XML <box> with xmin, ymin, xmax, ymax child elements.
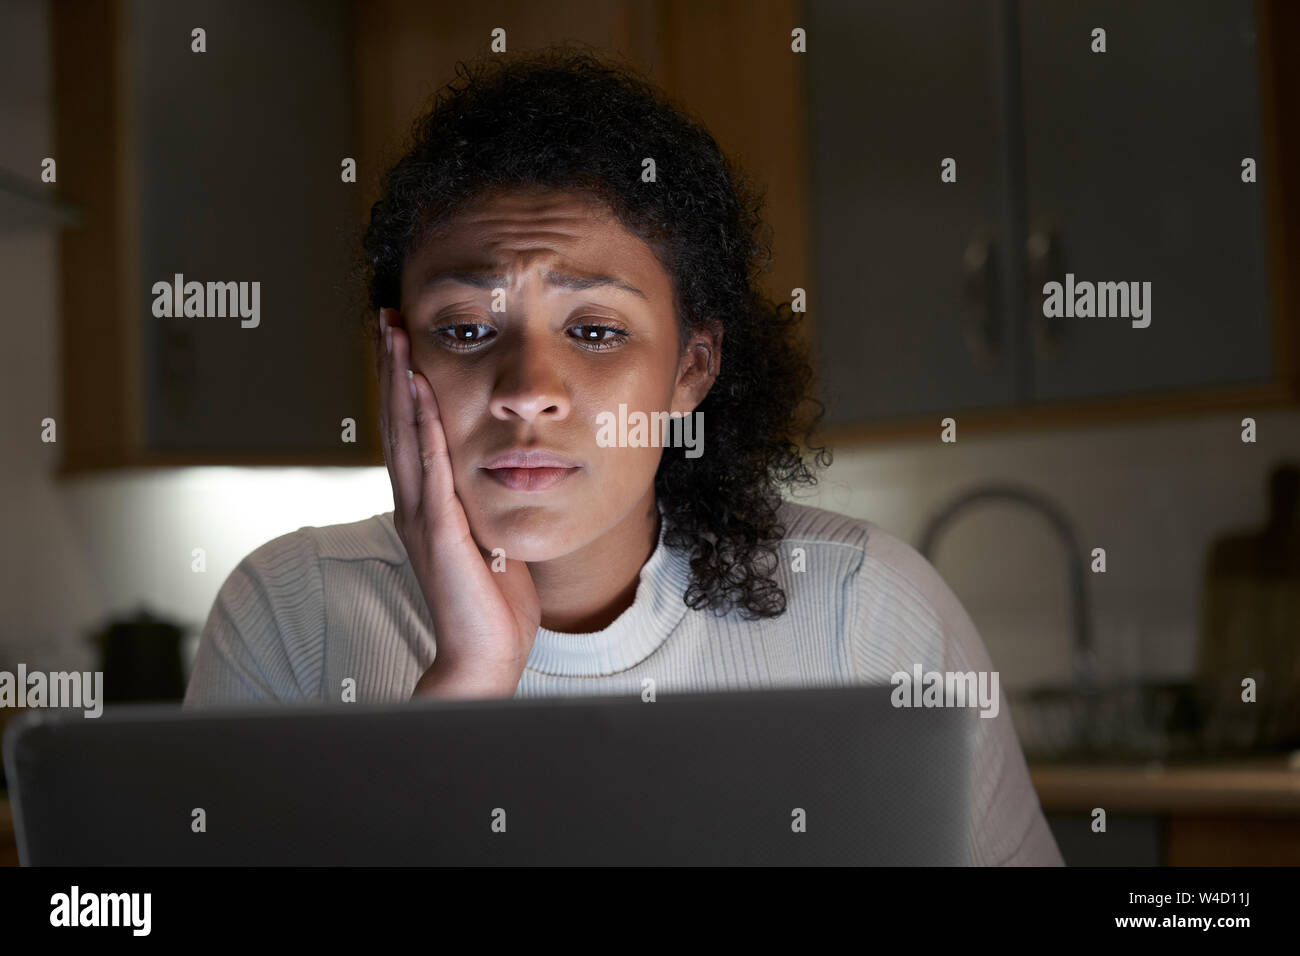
<box><xmin>1020</xmin><ymin>0</ymin><xmax>1272</xmax><ymax>402</ymax></box>
<box><xmin>806</xmin><ymin>0</ymin><xmax>1017</xmax><ymax>424</ymax></box>
<box><xmin>133</xmin><ymin>0</ymin><xmax>365</xmax><ymax>455</ymax></box>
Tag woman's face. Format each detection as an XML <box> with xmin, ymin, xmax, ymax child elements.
<box><xmin>398</xmin><ymin>186</ymin><xmax>719</xmax><ymax>562</ymax></box>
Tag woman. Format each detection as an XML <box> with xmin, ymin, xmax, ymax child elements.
<box><xmin>184</xmin><ymin>48</ymin><xmax>1063</xmax><ymax>866</ymax></box>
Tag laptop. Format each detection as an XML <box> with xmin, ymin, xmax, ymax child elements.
<box><xmin>4</xmin><ymin>683</ymin><xmax>975</xmax><ymax>865</ymax></box>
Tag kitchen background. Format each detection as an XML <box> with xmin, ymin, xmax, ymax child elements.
<box><xmin>1</xmin><ymin>0</ymin><xmax>1297</xmax><ymax>866</ymax></box>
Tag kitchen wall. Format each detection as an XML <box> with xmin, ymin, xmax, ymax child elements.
<box><xmin>791</xmin><ymin>410</ymin><xmax>1298</xmax><ymax>691</ymax></box>
<box><xmin>3</xmin><ymin>0</ymin><xmax>1295</xmax><ymax>691</ymax></box>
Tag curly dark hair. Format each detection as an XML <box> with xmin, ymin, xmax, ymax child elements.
<box><xmin>359</xmin><ymin>45</ymin><xmax>831</xmax><ymax>620</ymax></box>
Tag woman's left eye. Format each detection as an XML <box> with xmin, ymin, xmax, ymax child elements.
<box><xmin>569</xmin><ymin>322</ymin><xmax>630</xmax><ymax>350</ymax></box>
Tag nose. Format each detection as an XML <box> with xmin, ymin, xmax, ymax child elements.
<box><xmin>488</xmin><ymin>337</ymin><xmax>571</xmax><ymax>424</ymax></box>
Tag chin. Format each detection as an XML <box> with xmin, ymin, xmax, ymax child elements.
<box><xmin>465</xmin><ymin>499</ymin><xmax>590</xmax><ymax>563</ymax></box>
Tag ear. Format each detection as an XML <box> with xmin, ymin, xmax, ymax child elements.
<box><xmin>671</xmin><ymin>321</ymin><xmax>724</xmax><ymax>414</ymax></box>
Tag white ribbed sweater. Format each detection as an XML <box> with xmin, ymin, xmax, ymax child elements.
<box><xmin>183</xmin><ymin>499</ymin><xmax>1063</xmax><ymax>866</ymax></box>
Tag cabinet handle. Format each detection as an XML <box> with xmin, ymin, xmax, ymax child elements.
<box><xmin>1028</xmin><ymin>219</ymin><xmax>1066</xmax><ymax>361</ymax></box>
<box><xmin>961</xmin><ymin>232</ymin><xmax>1000</xmax><ymax>370</ymax></box>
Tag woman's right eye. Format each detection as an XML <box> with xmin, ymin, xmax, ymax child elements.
<box><xmin>432</xmin><ymin>323</ymin><xmax>495</xmax><ymax>350</ymax></box>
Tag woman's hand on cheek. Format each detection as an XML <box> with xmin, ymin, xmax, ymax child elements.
<box><xmin>376</xmin><ymin>308</ymin><xmax>542</xmax><ymax>699</ymax></box>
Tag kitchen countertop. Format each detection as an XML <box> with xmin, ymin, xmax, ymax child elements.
<box><xmin>1029</xmin><ymin>754</ymin><xmax>1300</xmax><ymax>814</ymax></box>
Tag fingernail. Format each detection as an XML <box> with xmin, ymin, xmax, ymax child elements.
<box><xmin>385</xmin><ymin>326</ymin><xmax>392</xmax><ymax>354</ymax></box>
<box><xmin>407</xmin><ymin>368</ymin><xmax>417</xmax><ymax>400</ymax></box>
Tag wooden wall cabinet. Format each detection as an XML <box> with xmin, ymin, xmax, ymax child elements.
<box><xmin>806</xmin><ymin>0</ymin><xmax>1299</xmax><ymax>440</ymax></box>
<box><xmin>55</xmin><ymin>0</ymin><xmax>371</xmax><ymax>471</ymax></box>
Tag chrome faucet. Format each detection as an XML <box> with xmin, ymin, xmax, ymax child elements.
<box><xmin>916</xmin><ymin>482</ymin><xmax>1097</xmax><ymax>700</ymax></box>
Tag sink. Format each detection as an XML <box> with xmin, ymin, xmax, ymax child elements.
<box><xmin>1009</xmin><ymin>679</ymin><xmax>1300</xmax><ymax>764</ymax></box>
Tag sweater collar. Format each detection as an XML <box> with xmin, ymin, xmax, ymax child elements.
<box><xmin>524</xmin><ymin>502</ymin><xmax>692</xmax><ymax>676</ymax></box>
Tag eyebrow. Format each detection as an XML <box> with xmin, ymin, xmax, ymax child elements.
<box><xmin>419</xmin><ymin>268</ymin><xmax>647</xmax><ymax>300</ymax></box>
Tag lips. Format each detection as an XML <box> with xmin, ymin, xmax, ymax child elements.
<box><xmin>483</xmin><ymin>466</ymin><xmax>578</xmax><ymax>492</ymax></box>
<box><xmin>480</xmin><ymin>448</ymin><xmax>582</xmax><ymax>492</ymax></box>
<box><xmin>481</xmin><ymin>448</ymin><xmax>582</xmax><ymax>470</ymax></box>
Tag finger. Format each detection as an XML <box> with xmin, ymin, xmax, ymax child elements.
<box><xmin>409</xmin><ymin>368</ymin><xmax>468</xmax><ymax>538</ymax></box>
<box><xmin>387</xmin><ymin>315</ymin><xmax>423</xmax><ymax>518</ymax></box>
<box><xmin>376</xmin><ymin>308</ymin><xmax>393</xmax><ymax>454</ymax></box>
<box><xmin>376</xmin><ymin>308</ymin><xmax>405</xmax><ymax>513</ymax></box>
<box><xmin>371</xmin><ymin>307</ymin><xmax>388</xmax><ymax>375</ymax></box>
